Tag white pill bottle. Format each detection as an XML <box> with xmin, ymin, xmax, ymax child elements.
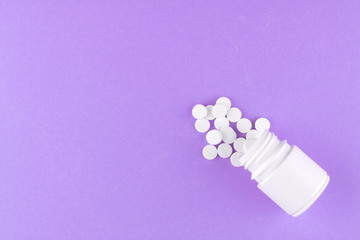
<box><xmin>241</xmin><ymin>130</ymin><xmax>330</xmax><ymax>217</ymax></box>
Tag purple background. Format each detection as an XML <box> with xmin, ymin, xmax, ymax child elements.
<box><xmin>1</xmin><ymin>1</ymin><xmax>360</xmax><ymax>239</ymax></box>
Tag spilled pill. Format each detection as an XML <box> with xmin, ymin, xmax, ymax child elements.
<box><xmin>203</xmin><ymin>145</ymin><xmax>218</xmax><ymax>160</ymax></box>
<box><xmin>230</xmin><ymin>152</ymin><xmax>244</xmax><ymax>167</ymax></box>
<box><xmin>226</xmin><ymin>107</ymin><xmax>242</xmax><ymax>123</ymax></box>
<box><xmin>233</xmin><ymin>137</ymin><xmax>246</xmax><ymax>152</ymax></box>
<box><xmin>221</xmin><ymin>126</ymin><xmax>237</xmax><ymax>144</ymax></box>
<box><xmin>246</xmin><ymin>129</ymin><xmax>259</xmax><ymax>139</ymax></box>
<box><xmin>236</xmin><ymin>118</ymin><xmax>252</xmax><ymax>133</ymax></box>
<box><xmin>206</xmin><ymin>129</ymin><xmax>223</xmax><ymax>145</ymax></box>
<box><xmin>255</xmin><ymin>117</ymin><xmax>270</xmax><ymax>131</ymax></box>
<box><xmin>216</xmin><ymin>97</ymin><xmax>231</xmax><ymax>110</ymax></box>
<box><xmin>195</xmin><ymin>119</ymin><xmax>210</xmax><ymax>133</ymax></box>
<box><xmin>214</xmin><ymin>117</ymin><xmax>229</xmax><ymax>130</ymax></box>
<box><xmin>217</xmin><ymin>143</ymin><xmax>233</xmax><ymax>158</ymax></box>
<box><xmin>212</xmin><ymin>104</ymin><xmax>227</xmax><ymax>118</ymax></box>
<box><xmin>192</xmin><ymin>104</ymin><xmax>208</xmax><ymax>119</ymax></box>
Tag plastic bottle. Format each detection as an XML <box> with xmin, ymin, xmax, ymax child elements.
<box><xmin>241</xmin><ymin>130</ymin><xmax>330</xmax><ymax>217</ymax></box>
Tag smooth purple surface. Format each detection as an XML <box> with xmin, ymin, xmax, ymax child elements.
<box><xmin>1</xmin><ymin>1</ymin><xmax>360</xmax><ymax>239</ymax></box>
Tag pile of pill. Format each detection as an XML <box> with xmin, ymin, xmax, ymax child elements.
<box><xmin>192</xmin><ymin>97</ymin><xmax>271</xmax><ymax>167</ymax></box>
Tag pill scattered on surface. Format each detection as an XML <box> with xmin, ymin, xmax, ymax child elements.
<box><xmin>246</xmin><ymin>129</ymin><xmax>259</xmax><ymax>139</ymax></box>
<box><xmin>244</xmin><ymin>139</ymin><xmax>256</xmax><ymax>151</ymax></box>
<box><xmin>226</xmin><ymin>107</ymin><xmax>242</xmax><ymax>123</ymax></box>
<box><xmin>236</xmin><ymin>118</ymin><xmax>252</xmax><ymax>133</ymax></box>
<box><xmin>192</xmin><ymin>97</ymin><xmax>271</xmax><ymax>163</ymax></box>
<box><xmin>217</xmin><ymin>143</ymin><xmax>233</xmax><ymax>158</ymax></box>
<box><xmin>216</xmin><ymin>97</ymin><xmax>231</xmax><ymax>110</ymax></box>
<box><xmin>255</xmin><ymin>117</ymin><xmax>270</xmax><ymax>131</ymax></box>
<box><xmin>206</xmin><ymin>129</ymin><xmax>223</xmax><ymax>145</ymax></box>
<box><xmin>230</xmin><ymin>152</ymin><xmax>244</xmax><ymax>167</ymax></box>
<box><xmin>212</xmin><ymin>104</ymin><xmax>227</xmax><ymax>118</ymax></box>
<box><xmin>195</xmin><ymin>119</ymin><xmax>210</xmax><ymax>133</ymax></box>
<box><xmin>203</xmin><ymin>145</ymin><xmax>218</xmax><ymax>160</ymax></box>
<box><xmin>233</xmin><ymin>137</ymin><xmax>246</xmax><ymax>152</ymax></box>
<box><xmin>206</xmin><ymin>105</ymin><xmax>215</xmax><ymax>120</ymax></box>
<box><xmin>214</xmin><ymin>117</ymin><xmax>229</xmax><ymax>130</ymax></box>
<box><xmin>221</xmin><ymin>126</ymin><xmax>237</xmax><ymax>144</ymax></box>
<box><xmin>192</xmin><ymin>104</ymin><xmax>208</xmax><ymax>119</ymax></box>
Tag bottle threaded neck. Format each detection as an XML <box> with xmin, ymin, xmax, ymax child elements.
<box><xmin>240</xmin><ymin>130</ymin><xmax>292</xmax><ymax>183</ymax></box>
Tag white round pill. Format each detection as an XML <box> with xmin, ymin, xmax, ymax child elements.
<box><xmin>202</xmin><ymin>145</ymin><xmax>218</xmax><ymax>160</ymax></box>
<box><xmin>206</xmin><ymin>129</ymin><xmax>223</xmax><ymax>145</ymax></box>
<box><xmin>216</xmin><ymin>97</ymin><xmax>231</xmax><ymax>110</ymax></box>
<box><xmin>212</xmin><ymin>104</ymin><xmax>227</xmax><ymax>118</ymax></box>
<box><xmin>244</xmin><ymin>139</ymin><xmax>256</xmax><ymax>151</ymax></box>
<box><xmin>192</xmin><ymin>104</ymin><xmax>207</xmax><ymax>119</ymax></box>
<box><xmin>255</xmin><ymin>117</ymin><xmax>270</xmax><ymax>131</ymax></box>
<box><xmin>214</xmin><ymin>117</ymin><xmax>229</xmax><ymax>130</ymax></box>
<box><xmin>195</xmin><ymin>119</ymin><xmax>210</xmax><ymax>133</ymax></box>
<box><xmin>220</xmin><ymin>126</ymin><xmax>237</xmax><ymax>144</ymax></box>
<box><xmin>246</xmin><ymin>129</ymin><xmax>259</xmax><ymax>139</ymax></box>
<box><xmin>233</xmin><ymin>137</ymin><xmax>246</xmax><ymax>152</ymax></box>
<box><xmin>217</xmin><ymin>143</ymin><xmax>233</xmax><ymax>158</ymax></box>
<box><xmin>206</xmin><ymin>105</ymin><xmax>215</xmax><ymax>120</ymax></box>
<box><xmin>236</xmin><ymin>118</ymin><xmax>252</xmax><ymax>133</ymax></box>
<box><xmin>226</xmin><ymin>107</ymin><xmax>242</xmax><ymax>123</ymax></box>
<box><xmin>230</xmin><ymin>152</ymin><xmax>245</xmax><ymax>167</ymax></box>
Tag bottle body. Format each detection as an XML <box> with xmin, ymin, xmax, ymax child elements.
<box><xmin>241</xmin><ymin>131</ymin><xmax>330</xmax><ymax>217</ymax></box>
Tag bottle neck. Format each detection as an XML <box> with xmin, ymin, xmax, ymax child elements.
<box><xmin>241</xmin><ymin>131</ymin><xmax>292</xmax><ymax>184</ymax></box>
